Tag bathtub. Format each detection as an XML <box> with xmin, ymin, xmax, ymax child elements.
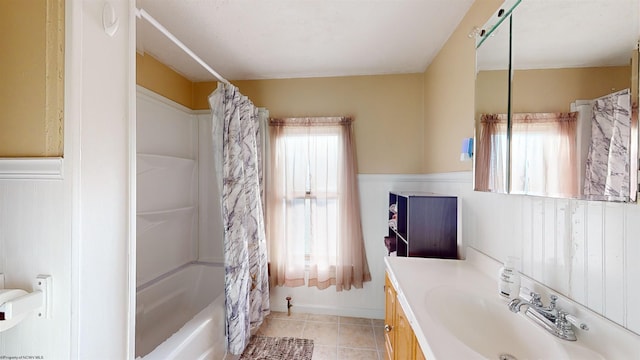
<box><xmin>136</xmin><ymin>262</ymin><xmax>226</xmax><ymax>359</ymax></box>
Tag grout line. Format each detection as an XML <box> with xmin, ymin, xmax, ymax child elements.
<box><xmin>336</xmin><ymin>320</ymin><xmax>341</xmax><ymax>360</ymax></box>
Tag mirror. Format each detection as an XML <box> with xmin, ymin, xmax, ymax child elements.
<box><xmin>474</xmin><ymin>1</ymin><xmax>518</xmax><ymax>194</ymax></box>
<box><xmin>475</xmin><ymin>0</ymin><xmax>640</xmax><ymax>202</ymax></box>
<box><xmin>474</xmin><ymin>0</ymin><xmax>521</xmax><ymax>193</ymax></box>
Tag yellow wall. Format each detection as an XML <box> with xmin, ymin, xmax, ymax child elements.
<box><xmin>422</xmin><ymin>0</ymin><xmax>503</xmax><ymax>173</ymax></box>
<box><xmin>477</xmin><ymin>66</ymin><xmax>631</xmax><ymax>116</ymax></box>
<box><xmin>475</xmin><ymin>70</ymin><xmax>509</xmax><ymax>115</ymax></box>
<box><xmin>136</xmin><ymin>53</ymin><xmax>194</xmax><ymax>109</ymax></box>
<box><xmin>232</xmin><ymin>75</ymin><xmax>425</xmax><ymax>174</ymax></box>
<box><xmin>193</xmin><ymin>82</ymin><xmax>218</xmax><ymax>109</ymax></box>
<box><xmin>0</xmin><ymin>0</ymin><xmax>64</xmax><ymax>157</ymax></box>
<box><xmin>512</xmin><ymin>66</ymin><xmax>631</xmax><ymax>112</ymax></box>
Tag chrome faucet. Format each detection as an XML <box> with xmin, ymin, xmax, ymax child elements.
<box><xmin>508</xmin><ymin>291</ymin><xmax>588</xmax><ymax>341</ymax></box>
<box><xmin>509</xmin><ymin>292</ymin><xmax>558</xmax><ymax>321</ymax></box>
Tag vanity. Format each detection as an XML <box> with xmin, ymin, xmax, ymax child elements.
<box><xmin>384</xmin><ymin>248</ymin><xmax>640</xmax><ymax>360</ymax></box>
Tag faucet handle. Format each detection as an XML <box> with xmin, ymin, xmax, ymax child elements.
<box><xmin>530</xmin><ymin>292</ymin><xmax>543</xmax><ymax>307</ymax></box>
<box><xmin>565</xmin><ymin>313</ymin><xmax>589</xmax><ymax>331</ymax></box>
<box><xmin>549</xmin><ymin>294</ymin><xmax>558</xmax><ymax>309</ymax></box>
<box><xmin>557</xmin><ymin>311</ymin><xmax>589</xmax><ymax>331</ymax></box>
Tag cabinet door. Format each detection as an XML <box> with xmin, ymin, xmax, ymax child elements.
<box><xmin>415</xmin><ymin>340</ymin><xmax>427</xmax><ymax>360</ymax></box>
<box><xmin>384</xmin><ymin>274</ymin><xmax>396</xmax><ymax>360</ymax></box>
<box><xmin>395</xmin><ymin>300</ymin><xmax>414</xmax><ymax>360</ymax></box>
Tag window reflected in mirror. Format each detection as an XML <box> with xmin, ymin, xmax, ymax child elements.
<box><xmin>474</xmin><ymin>0</ymin><xmax>639</xmax><ymax>202</ymax></box>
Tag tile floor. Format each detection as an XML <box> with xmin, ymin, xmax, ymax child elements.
<box><xmin>256</xmin><ymin>311</ymin><xmax>386</xmax><ymax>360</ymax></box>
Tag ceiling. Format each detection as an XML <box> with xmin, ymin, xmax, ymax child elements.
<box><xmin>135</xmin><ymin>0</ymin><xmax>474</xmax><ymax>82</ymax></box>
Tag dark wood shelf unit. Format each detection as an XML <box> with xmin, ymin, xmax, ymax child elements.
<box><xmin>387</xmin><ymin>191</ymin><xmax>458</xmax><ymax>259</ymax></box>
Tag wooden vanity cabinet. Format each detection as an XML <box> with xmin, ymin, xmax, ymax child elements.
<box><xmin>385</xmin><ymin>273</ymin><xmax>427</xmax><ymax>360</ymax></box>
<box><xmin>384</xmin><ymin>274</ymin><xmax>397</xmax><ymax>360</ymax></box>
<box><xmin>415</xmin><ymin>342</ymin><xmax>426</xmax><ymax>360</ymax></box>
<box><xmin>395</xmin><ymin>300</ymin><xmax>414</xmax><ymax>359</ymax></box>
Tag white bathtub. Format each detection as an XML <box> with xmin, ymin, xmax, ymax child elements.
<box><xmin>136</xmin><ymin>263</ymin><xmax>226</xmax><ymax>359</ymax></box>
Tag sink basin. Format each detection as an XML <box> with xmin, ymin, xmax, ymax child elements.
<box><xmin>424</xmin><ymin>286</ymin><xmax>604</xmax><ymax>360</ymax></box>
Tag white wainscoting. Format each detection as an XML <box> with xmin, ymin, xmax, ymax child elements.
<box><xmin>412</xmin><ymin>171</ymin><xmax>640</xmax><ymax>335</ymax></box>
<box><xmin>0</xmin><ymin>180</ymin><xmax>71</xmax><ymax>358</ymax></box>
<box><xmin>0</xmin><ymin>158</ymin><xmax>63</xmax><ymax>180</ymax></box>
<box><xmin>269</xmin><ymin>174</ymin><xmax>445</xmax><ymax>319</ymax></box>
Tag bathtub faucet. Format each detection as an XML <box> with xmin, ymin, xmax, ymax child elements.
<box><xmin>286</xmin><ymin>296</ymin><xmax>292</xmax><ymax>316</ymax></box>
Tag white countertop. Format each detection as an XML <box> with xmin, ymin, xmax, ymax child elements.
<box><xmin>384</xmin><ymin>249</ymin><xmax>640</xmax><ymax>360</ymax></box>
<box><xmin>385</xmin><ymin>254</ymin><xmax>498</xmax><ymax>360</ymax></box>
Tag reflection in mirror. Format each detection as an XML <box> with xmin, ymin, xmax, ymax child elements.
<box><xmin>509</xmin><ymin>0</ymin><xmax>639</xmax><ymax>202</ymax></box>
<box><xmin>510</xmin><ymin>0</ymin><xmax>638</xmax><ymax>201</ymax></box>
<box><xmin>474</xmin><ymin>11</ymin><xmax>511</xmax><ymax>193</ymax></box>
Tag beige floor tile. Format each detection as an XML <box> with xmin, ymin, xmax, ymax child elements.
<box><xmin>256</xmin><ymin>318</ymin><xmax>305</xmax><ymax>338</ymax></box>
<box><xmin>312</xmin><ymin>345</ymin><xmax>338</xmax><ymax>360</ymax></box>
<box><xmin>373</xmin><ymin>326</ymin><xmax>385</xmax><ymax>352</ymax></box>
<box><xmin>338</xmin><ymin>324</ymin><xmax>376</xmax><ymax>349</ymax></box>
<box><xmin>307</xmin><ymin>313</ymin><xmax>339</xmax><ymax>323</ymax></box>
<box><xmin>337</xmin><ymin>347</ymin><xmax>379</xmax><ymax>360</ymax></box>
<box><xmin>268</xmin><ymin>310</ymin><xmax>309</xmax><ymax>321</ymax></box>
<box><xmin>249</xmin><ymin>311</ymin><xmax>380</xmax><ymax>360</ymax></box>
<box><xmin>303</xmin><ymin>322</ymin><xmax>339</xmax><ymax>346</ymax></box>
<box><xmin>339</xmin><ymin>316</ymin><xmax>372</xmax><ymax>326</ymax></box>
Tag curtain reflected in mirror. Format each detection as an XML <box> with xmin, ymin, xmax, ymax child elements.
<box><xmin>476</xmin><ymin>114</ymin><xmax>507</xmax><ymax>192</ymax></box>
<box><xmin>474</xmin><ymin>0</ymin><xmax>639</xmax><ymax>202</ymax></box>
<box><xmin>474</xmin><ymin>12</ymin><xmax>511</xmax><ymax>194</ymax></box>
<box><xmin>583</xmin><ymin>89</ymin><xmax>632</xmax><ymax>201</ymax></box>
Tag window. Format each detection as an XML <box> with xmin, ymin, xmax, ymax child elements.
<box><xmin>510</xmin><ymin>112</ymin><xmax>578</xmax><ymax>197</ymax></box>
<box><xmin>476</xmin><ymin>112</ymin><xmax>578</xmax><ymax>197</ymax></box>
<box><xmin>266</xmin><ymin>117</ymin><xmax>371</xmax><ymax>291</ymax></box>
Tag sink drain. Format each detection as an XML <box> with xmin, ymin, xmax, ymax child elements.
<box><xmin>498</xmin><ymin>354</ymin><xmax>518</xmax><ymax>360</ymax></box>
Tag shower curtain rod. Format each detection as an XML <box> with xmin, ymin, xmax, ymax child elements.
<box><xmin>135</xmin><ymin>8</ymin><xmax>231</xmax><ymax>85</ymax></box>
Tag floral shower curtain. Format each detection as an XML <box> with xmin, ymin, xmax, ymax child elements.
<box><xmin>209</xmin><ymin>83</ymin><xmax>270</xmax><ymax>355</ymax></box>
<box><xmin>584</xmin><ymin>89</ymin><xmax>631</xmax><ymax>201</ymax></box>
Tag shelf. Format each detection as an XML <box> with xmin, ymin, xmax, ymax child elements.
<box><xmin>137</xmin><ymin>154</ymin><xmax>196</xmax><ymax>212</ymax></box>
<box><xmin>387</xmin><ymin>191</ymin><xmax>458</xmax><ymax>259</ymax></box>
<box><xmin>137</xmin><ymin>206</ymin><xmax>195</xmax><ymax>217</ymax></box>
<box><xmin>389</xmin><ymin>227</ymin><xmax>408</xmax><ymax>243</ymax></box>
<box><xmin>137</xmin><ymin>153</ymin><xmax>195</xmax><ymax>175</ymax></box>
<box><xmin>137</xmin><ymin>153</ymin><xmax>195</xmax><ymax>161</ymax></box>
<box><xmin>137</xmin><ymin>206</ymin><xmax>195</xmax><ymax>236</ymax></box>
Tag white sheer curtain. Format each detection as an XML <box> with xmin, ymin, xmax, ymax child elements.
<box><xmin>266</xmin><ymin>117</ymin><xmax>371</xmax><ymax>291</ymax></box>
<box><xmin>475</xmin><ymin>114</ymin><xmax>508</xmax><ymax>192</ymax></box>
<box><xmin>510</xmin><ymin>112</ymin><xmax>578</xmax><ymax>197</ymax></box>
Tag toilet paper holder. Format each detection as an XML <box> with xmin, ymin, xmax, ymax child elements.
<box><xmin>0</xmin><ymin>273</ymin><xmax>52</xmax><ymax>330</ymax></box>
